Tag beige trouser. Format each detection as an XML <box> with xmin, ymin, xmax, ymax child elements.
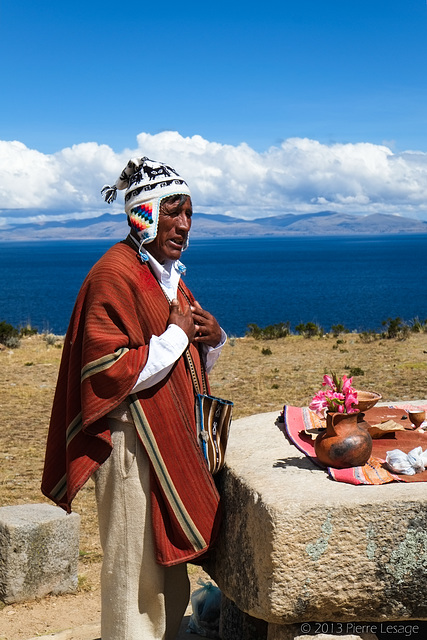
<box><xmin>94</xmin><ymin>415</ymin><xmax>190</xmax><ymax>640</ymax></box>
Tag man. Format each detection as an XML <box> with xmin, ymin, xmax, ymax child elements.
<box><xmin>42</xmin><ymin>157</ymin><xmax>226</xmax><ymax>640</ymax></box>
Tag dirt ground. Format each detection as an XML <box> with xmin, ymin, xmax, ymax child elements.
<box><xmin>0</xmin><ymin>561</ymin><xmax>208</xmax><ymax>640</ymax></box>
<box><xmin>1</xmin><ymin>331</ymin><xmax>427</xmax><ymax>639</ymax></box>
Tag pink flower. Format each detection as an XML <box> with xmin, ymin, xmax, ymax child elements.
<box><xmin>344</xmin><ymin>391</ymin><xmax>358</xmax><ymax>414</ymax></box>
<box><xmin>322</xmin><ymin>374</ymin><xmax>335</xmax><ymax>388</ymax></box>
<box><xmin>309</xmin><ymin>391</ymin><xmax>328</xmax><ymax>416</ymax></box>
<box><xmin>310</xmin><ymin>373</ymin><xmax>359</xmax><ymax>415</ymax></box>
<box><xmin>341</xmin><ymin>375</ymin><xmax>353</xmax><ymax>393</ymax></box>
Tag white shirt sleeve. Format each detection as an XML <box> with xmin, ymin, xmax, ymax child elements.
<box><xmin>131</xmin><ymin>324</ymin><xmax>189</xmax><ymax>392</ymax></box>
<box><xmin>131</xmin><ymin>326</ymin><xmax>227</xmax><ymax>393</ymax></box>
<box><xmin>202</xmin><ymin>328</ymin><xmax>227</xmax><ymax>374</ymax></box>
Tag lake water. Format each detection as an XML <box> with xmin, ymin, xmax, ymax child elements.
<box><xmin>1</xmin><ymin>235</ymin><xmax>426</xmax><ymax>337</ymax></box>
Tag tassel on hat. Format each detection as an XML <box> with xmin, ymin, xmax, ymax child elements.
<box><xmin>100</xmin><ymin>184</ymin><xmax>118</xmax><ymax>203</ymax></box>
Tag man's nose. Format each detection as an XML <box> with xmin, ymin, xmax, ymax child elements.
<box><xmin>176</xmin><ymin>212</ymin><xmax>192</xmax><ymax>231</ymax></box>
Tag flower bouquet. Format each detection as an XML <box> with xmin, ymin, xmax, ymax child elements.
<box><xmin>309</xmin><ymin>374</ymin><xmax>373</xmax><ymax>468</ymax></box>
<box><xmin>309</xmin><ymin>373</ymin><xmax>358</xmax><ymax>418</ymax></box>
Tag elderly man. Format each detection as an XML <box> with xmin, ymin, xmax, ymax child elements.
<box><xmin>42</xmin><ymin>157</ymin><xmax>226</xmax><ymax>640</ymax></box>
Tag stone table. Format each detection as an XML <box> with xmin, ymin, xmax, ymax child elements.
<box><xmin>205</xmin><ymin>409</ymin><xmax>427</xmax><ymax>640</ymax></box>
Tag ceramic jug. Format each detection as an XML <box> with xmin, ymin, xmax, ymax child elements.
<box><xmin>314</xmin><ymin>411</ymin><xmax>372</xmax><ymax>468</ymax></box>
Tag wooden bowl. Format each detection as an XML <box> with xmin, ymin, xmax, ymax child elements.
<box><xmin>354</xmin><ymin>390</ymin><xmax>382</xmax><ymax>412</ymax></box>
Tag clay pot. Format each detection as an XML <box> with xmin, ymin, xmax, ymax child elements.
<box><xmin>353</xmin><ymin>390</ymin><xmax>382</xmax><ymax>413</ymax></box>
<box><xmin>314</xmin><ymin>411</ymin><xmax>373</xmax><ymax>469</ymax></box>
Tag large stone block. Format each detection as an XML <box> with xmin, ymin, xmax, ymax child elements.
<box><xmin>0</xmin><ymin>503</ymin><xmax>80</xmax><ymax>604</ymax></box>
<box><xmin>206</xmin><ymin>411</ymin><xmax>427</xmax><ymax>626</ymax></box>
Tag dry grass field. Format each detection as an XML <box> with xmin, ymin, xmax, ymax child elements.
<box><xmin>1</xmin><ymin>330</ymin><xmax>427</xmax><ymax>638</ymax></box>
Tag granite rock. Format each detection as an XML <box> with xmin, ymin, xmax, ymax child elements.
<box><xmin>206</xmin><ymin>411</ymin><xmax>427</xmax><ymax>625</ymax></box>
<box><xmin>0</xmin><ymin>503</ymin><xmax>80</xmax><ymax>604</ymax></box>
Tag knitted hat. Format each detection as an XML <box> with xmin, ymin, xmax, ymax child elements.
<box><xmin>101</xmin><ymin>156</ymin><xmax>191</xmax><ymax>246</ymax></box>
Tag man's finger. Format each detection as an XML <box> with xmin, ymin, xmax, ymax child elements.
<box><xmin>191</xmin><ymin>305</ymin><xmax>207</xmax><ymax>318</ymax></box>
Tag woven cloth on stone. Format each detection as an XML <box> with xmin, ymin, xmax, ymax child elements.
<box><xmin>281</xmin><ymin>404</ymin><xmax>427</xmax><ymax>485</ymax></box>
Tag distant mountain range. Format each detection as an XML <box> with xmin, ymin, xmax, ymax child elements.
<box><xmin>1</xmin><ymin>210</ymin><xmax>427</xmax><ymax>241</ymax></box>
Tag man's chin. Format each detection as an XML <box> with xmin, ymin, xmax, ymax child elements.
<box><xmin>168</xmin><ymin>241</ymin><xmax>185</xmax><ymax>257</ymax></box>
<box><xmin>163</xmin><ymin>247</ymin><xmax>183</xmax><ymax>262</ymax></box>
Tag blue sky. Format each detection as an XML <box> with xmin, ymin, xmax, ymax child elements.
<box><xmin>1</xmin><ymin>0</ymin><xmax>427</xmax><ymax>222</ymax></box>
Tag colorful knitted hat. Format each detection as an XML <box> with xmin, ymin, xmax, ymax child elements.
<box><xmin>101</xmin><ymin>156</ymin><xmax>191</xmax><ymax>246</ymax></box>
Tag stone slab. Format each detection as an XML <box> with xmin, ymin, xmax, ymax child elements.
<box><xmin>206</xmin><ymin>409</ymin><xmax>427</xmax><ymax>625</ymax></box>
<box><xmin>0</xmin><ymin>503</ymin><xmax>80</xmax><ymax>604</ymax></box>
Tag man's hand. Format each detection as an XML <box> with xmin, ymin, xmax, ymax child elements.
<box><xmin>191</xmin><ymin>300</ymin><xmax>222</xmax><ymax>347</ymax></box>
<box><xmin>168</xmin><ymin>299</ymin><xmax>196</xmax><ymax>343</ymax></box>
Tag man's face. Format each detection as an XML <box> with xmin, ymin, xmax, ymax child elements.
<box><xmin>147</xmin><ymin>196</ymin><xmax>192</xmax><ymax>263</ymax></box>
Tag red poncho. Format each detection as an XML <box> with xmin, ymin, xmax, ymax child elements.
<box><xmin>42</xmin><ymin>240</ymin><xmax>221</xmax><ymax>566</ymax></box>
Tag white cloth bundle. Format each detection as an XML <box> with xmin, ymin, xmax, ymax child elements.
<box><xmin>385</xmin><ymin>446</ymin><xmax>427</xmax><ymax>475</ymax></box>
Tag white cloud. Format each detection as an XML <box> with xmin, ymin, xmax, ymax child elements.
<box><xmin>2</xmin><ymin>132</ymin><xmax>427</xmax><ymax>223</ymax></box>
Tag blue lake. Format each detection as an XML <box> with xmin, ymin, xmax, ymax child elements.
<box><xmin>1</xmin><ymin>235</ymin><xmax>426</xmax><ymax>337</ymax></box>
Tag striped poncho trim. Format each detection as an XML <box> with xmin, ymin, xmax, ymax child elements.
<box><xmin>129</xmin><ymin>395</ymin><xmax>207</xmax><ymax>553</ymax></box>
<box><xmin>81</xmin><ymin>346</ymin><xmax>130</xmax><ymax>382</ymax></box>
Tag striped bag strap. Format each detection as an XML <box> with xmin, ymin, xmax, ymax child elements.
<box><xmin>184</xmin><ymin>346</ymin><xmax>208</xmax><ymax>396</ymax></box>
<box><xmin>178</xmin><ymin>284</ymin><xmax>208</xmax><ymax>396</ymax></box>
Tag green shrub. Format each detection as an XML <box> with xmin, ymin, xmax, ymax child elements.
<box><xmin>43</xmin><ymin>333</ymin><xmax>58</xmax><ymax>346</ymax></box>
<box><xmin>358</xmin><ymin>330</ymin><xmax>378</xmax><ymax>343</ymax></box>
<box><xmin>19</xmin><ymin>324</ymin><xmax>38</xmax><ymax>337</ymax></box>
<box><xmin>409</xmin><ymin>317</ymin><xmax>427</xmax><ymax>333</ymax></box>
<box><xmin>246</xmin><ymin>322</ymin><xmax>290</xmax><ymax>340</ymax></box>
<box><xmin>261</xmin><ymin>347</ymin><xmax>272</xmax><ymax>355</ymax></box>
<box><xmin>4</xmin><ymin>335</ymin><xmax>21</xmax><ymax>349</ymax></box>
<box><xmin>345</xmin><ymin>366</ymin><xmax>365</xmax><ymax>377</ymax></box>
<box><xmin>0</xmin><ymin>321</ymin><xmax>20</xmax><ymax>348</ymax></box>
<box><xmin>246</xmin><ymin>323</ymin><xmax>261</xmax><ymax>339</ymax></box>
<box><xmin>331</xmin><ymin>324</ymin><xmax>349</xmax><ymax>337</ymax></box>
<box><xmin>295</xmin><ymin>322</ymin><xmax>323</xmax><ymax>338</ymax></box>
<box><xmin>381</xmin><ymin>317</ymin><xmax>410</xmax><ymax>340</ymax></box>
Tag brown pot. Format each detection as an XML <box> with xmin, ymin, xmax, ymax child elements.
<box><xmin>314</xmin><ymin>411</ymin><xmax>373</xmax><ymax>469</ymax></box>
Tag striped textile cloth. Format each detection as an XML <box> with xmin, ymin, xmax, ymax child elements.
<box><xmin>282</xmin><ymin>405</ymin><xmax>427</xmax><ymax>485</ymax></box>
<box><xmin>42</xmin><ymin>240</ymin><xmax>220</xmax><ymax>566</ymax></box>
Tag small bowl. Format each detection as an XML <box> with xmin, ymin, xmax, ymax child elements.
<box><xmin>354</xmin><ymin>390</ymin><xmax>382</xmax><ymax>412</ymax></box>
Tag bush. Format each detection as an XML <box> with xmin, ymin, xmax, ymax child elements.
<box><xmin>409</xmin><ymin>317</ymin><xmax>427</xmax><ymax>333</ymax></box>
<box><xmin>19</xmin><ymin>324</ymin><xmax>38</xmax><ymax>337</ymax></box>
<box><xmin>43</xmin><ymin>333</ymin><xmax>58</xmax><ymax>346</ymax></box>
<box><xmin>345</xmin><ymin>366</ymin><xmax>365</xmax><ymax>377</ymax></box>
<box><xmin>0</xmin><ymin>321</ymin><xmax>20</xmax><ymax>348</ymax></box>
<box><xmin>331</xmin><ymin>324</ymin><xmax>349</xmax><ymax>337</ymax></box>
<box><xmin>261</xmin><ymin>347</ymin><xmax>272</xmax><ymax>356</ymax></box>
<box><xmin>381</xmin><ymin>317</ymin><xmax>410</xmax><ymax>340</ymax></box>
<box><xmin>246</xmin><ymin>323</ymin><xmax>261</xmax><ymax>339</ymax></box>
<box><xmin>358</xmin><ymin>330</ymin><xmax>378</xmax><ymax>343</ymax></box>
<box><xmin>295</xmin><ymin>322</ymin><xmax>323</xmax><ymax>338</ymax></box>
<box><xmin>246</xmin><ymin>322</ymin><xmax>290</xmax><ymax>340</ymax></box>
<box><xmin>3</xmin><ymin>335</ymin><xmax>21</xmax><ymax>349</ymax></box>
